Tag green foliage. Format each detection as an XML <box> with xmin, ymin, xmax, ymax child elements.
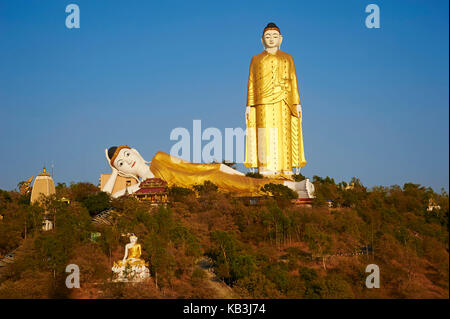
<box><xmin>298</xmin><ymin>266</ymin><xmax>317</xmax><ymax>280</ymax></box>
<box><xmin>34</xmin><ymin>233</ymin><xmax>68</xmax><ymax>273</ymax></box>
<box><xmin>260</xmin><ymin>183</ymin><xmax>298</xmax><ymax>200</ymax></box>
<box><xmin>0</xmin><ymin>174</ymin><xmax>448</xmax><ymax>299</ymax></box>
<box><xmin>235</xmin><ymin>271</ymin><xmax>281</xmax><ymax>298</ymax></box>
<box><xmin>191</xmin><ymin>267</ymin><xmax>207</xmax><ymax>281</ymax></box>
<box><xmin>293</xmin><ymin>173</ymin><xmax>306</xmax><ymax>182</ymax></box>
<box><xmin>82</xmin><ymin>192</ymin><xmax>111</xmax><ymax>216</ymax></box>
<box><xmin>245</xmin><ymin>172</ymin><xmax>263</xmax><ymax>179</ymax></box>
<box><xmin>208</xmin><ymin>231</ymin><xmax>256</xmax><ymax>285</ymax></box>
<box><xmin>261</xmin><ymin>202</ymin><xmax>295</xmax><ymax>246</ymax></box>
<box><xmin>298</xmin><ymin>266</ymin><xmax>324</xmax><ymax>298</ymax></box>
<box><xmin>304</xmin><ymin>224</ymin><xmax>333</xmax><ymax>255</ymax></box>
<box><xmin>67</xmin><ymin>182</ymin><xmax>100</xmax><ymax>202</ymax></box>
<box><xmin>313</xmin><ymin>176</ymin><xmax>336</xmax><ymax>185</ymax></box>
<box><xmin>169</xmin><ymin>186</ymin><xmax>195</xmax><ymax>202</ymax></box>
<box><xmin>0</xmin><ymin>190</ymin><xmax>12</xmax><ymax>210</ymax></box>
<box><xmin>263</xmin><ymin>262</ymin><xmax>289</xmax><ymax>293</ymax></box>
<box><xmin>303</xmin><ymin>279</ymin><xmax>326</xmax><ymax>299</ymax></box>
<box><xmin>323</xmin><ymin>273</ymin><xmax>354</xmax><ymax>298</ymax></box>
<box><xmin>55</xmin><ymin>182</ymin><xmax>67</xmax><ymax>193</ymax></box>
<box><xmin>193</xmin><ymin>180</ymin><xmax>218</xmax><ymax>196</ymax></box>
<box><xmin>0</xmin><ymin>193</ymin><xmax>44</xmax><ymax>254</ymax></box>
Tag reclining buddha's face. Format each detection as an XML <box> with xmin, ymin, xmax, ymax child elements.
<box><xmin>113</xmin><ymin>148</ymin><xmax>147</xmax><ymax>178</ymax></box>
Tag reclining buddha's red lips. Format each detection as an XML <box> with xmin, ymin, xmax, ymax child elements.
<box><xmin>131</xmin><ymin>161</ymin><xmax>136</xmax><ymax>168</ymax></box>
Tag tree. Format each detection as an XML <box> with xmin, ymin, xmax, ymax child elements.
<box><xmin>245</xmin><ymin>172</ymin><xmax>263</xmax><ymax>179</ymax></box>
<box><xmin>68</xmin><ymin>182</ymin><xmax>100</xmax><ymax>203</ymax></box>
<box><xmin>260</xmin><ymin>183</ymin><xmax>298</xmax><ymax>200</ymax></box>
<box><xmin>294</xmin><ymin>173</ymin><xmax>306</xmax><ymax>182</ymax></box>
<box><xmin>208</xmin><ymin>230</ymin><xmax>255</xmax><ymax>285</ymax></box>
<box><xmin>303</xmin><ymin>224</ymin><xmax>333</xmax><ymax>270</ymax></box>
<box><xmin>169</xmin><ymin>186</ymin><xmax>195</xmax><ymax>202</ymax></box>
<box><xmin>298</xmin><ymin>267</ymin><xmax>325</xmax><ymax>299</ymax></box>
<box><xmin>193</xmin><ymin>181</ymin><xmax>218</xmax><ymax>196</ymax></box>
<box><xmin>82</xmin><ymin>192</ymin><xmax>111</xmax><ymax>216</ymax></box>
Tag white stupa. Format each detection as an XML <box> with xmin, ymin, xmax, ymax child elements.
<box><xmin>30</xmin><ymin>168</ymin><xmax>55</xmax><ymax>204</ymax></box>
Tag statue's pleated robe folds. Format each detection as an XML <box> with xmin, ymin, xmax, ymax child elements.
<box><xmin>245</xmin><ymin>50</ymin><xmax>306</xmax><ymax>179</ymax></box>
<box><xmin>150</xmin><ymin>152</ymin><xmax>285</xmax><ymax>197</ymax></box>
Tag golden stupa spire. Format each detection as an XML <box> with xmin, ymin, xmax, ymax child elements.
<box><xmin>39</xmin><ymin>167</ymin><xmax>49</xmax><ymax>176</ymax></box>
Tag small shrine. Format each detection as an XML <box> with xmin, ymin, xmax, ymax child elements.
<box><xmin>133</xmin><ymin>178</ymin><xmax>168</xmax><ymax>204</ymax></box>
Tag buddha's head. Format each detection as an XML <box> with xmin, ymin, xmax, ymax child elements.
<box><xmin>262</xmin><ymin>22</ymin><xmax>282</xmax><ymax>50</ymax></box>
<box><xmin>129</xmin><ymin>235</ymin><xmax>138</xmax><ymax>244</ymax></box>
<box><xmin>106</xmin><ymin>145</ymin><xmax>154</xmax><ymax>181</ymax></box>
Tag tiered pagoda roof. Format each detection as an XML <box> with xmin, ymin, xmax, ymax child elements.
<box><xmin>134</xmin><ymin>178</ymin><xmax>168</xmax><ymax>195</ymax></box>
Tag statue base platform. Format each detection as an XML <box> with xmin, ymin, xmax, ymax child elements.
<box><xmin>111</xmin><ymin>263</ymin><xmax>150</xmax><ymax>282</ymax></box>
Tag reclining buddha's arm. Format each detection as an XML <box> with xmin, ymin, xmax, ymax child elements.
<box><xmin>103</xmin><ymin>170</ymin><xmax>118</xmax><ymax>194</ymax></box>
<box><xmin>112</xmin><ymin>184</ymin><xmax>140</xmax><ymax>198</ymax></box>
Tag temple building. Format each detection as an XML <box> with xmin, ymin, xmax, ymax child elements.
<box><xmin>133</xmin><ymin>178</ymin><xmax>168</xmax><ymax>204</ymax></box>
<box><xmin>30</xmin><ymin>168</ymin><xmax>55</xmax><ymax>204</ymax></box>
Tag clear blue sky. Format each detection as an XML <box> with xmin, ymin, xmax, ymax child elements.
<box><xmin>0</xmin><ymin>0</ymin><xmax>448</xmax><ymax>192</ymax></box>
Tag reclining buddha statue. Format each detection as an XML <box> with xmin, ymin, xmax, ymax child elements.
<box><xmin>102</xmin><ymin>145</ymin><xmax>311</xmax><ymax>198</ymax></box>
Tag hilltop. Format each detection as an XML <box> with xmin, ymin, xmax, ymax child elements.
<box><xmin>0</xmin><ymin>177</ymin><xmax>448</xmax><ymax>298</ymax></box>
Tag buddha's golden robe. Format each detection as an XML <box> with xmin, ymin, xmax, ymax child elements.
<box><xmin>150</xmin><ymin>152</ymin><xmax>285</xmax><ymax>197</ymax></box>
<box><xmin>114</xmin><ymin>243</ymin><xmax>148</xmax><ymax>268</ymax></box>
<box><xmin>245</xmin><ymin>50</ymin><xmax>306</xmax><ymax>178</ymax></box>
<box><xmin>127</xmin><ymin>244</ymin><xmax>141</xmax><ymax>259</ymax></box>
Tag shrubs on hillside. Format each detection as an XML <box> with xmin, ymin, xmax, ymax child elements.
<box><xmin>0</xmin><ymin>177</ymin><xmax>448</xmax><ymax>298</ymax></box>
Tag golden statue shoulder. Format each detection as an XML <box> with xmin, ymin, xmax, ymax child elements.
<box><xmin>277</xmin><ymin>50</ymin><xmax>292</xmax><ymax>58</ymax></box>
<box><xmin>252</xmin><ymin>50</ymin><xmax>292</xmax><ymax>62</ymax></box>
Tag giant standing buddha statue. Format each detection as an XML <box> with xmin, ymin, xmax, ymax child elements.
<box><xmin>245</xmin><ymin>23</ymin><xmax>306</xmax><ymax>180</ymax></box>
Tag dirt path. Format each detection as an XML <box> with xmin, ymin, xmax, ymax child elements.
<box><xmin>196</xmin><ymin>257</ymin><xmax>238</xmax><ymax>299</ymax></box>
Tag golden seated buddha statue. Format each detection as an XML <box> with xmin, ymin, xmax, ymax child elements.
<box><xmin>112</xmin><ymin>235</ymin><xmax>149</xmax><ymax>281</ymax></box>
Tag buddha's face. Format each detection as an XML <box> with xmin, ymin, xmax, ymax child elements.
<box><xmin>262</xmin><ymin>30</ymin><xmax>282</xmax><ymax>49</ymax></box>
<box><xmin>130</xmin><ymin>236</ymin><xmax>137</xmax><ymax>244</ymax></box>
<box><xmin>113</xmin><ymin>148</ymin><xmax>145</xmax><ymax>176</ymax></box>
